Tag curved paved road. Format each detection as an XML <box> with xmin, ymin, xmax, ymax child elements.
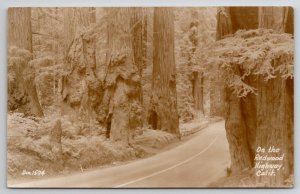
<box><xmin>10</xmin><ymin>121</ymin><xmax>230</xmax><ymax>188</ymax></box>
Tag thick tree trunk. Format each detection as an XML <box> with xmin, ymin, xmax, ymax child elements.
<box><xmin>255</xmin><ymin>59</ymin><xmax>293</xmax><ymax>186</ymax></box>
<box><xmin>8</xmin><ymin>8</ymin><xmax>44</xmax><ymax>117</ymax></box>
<box><xmin>225</xmin><ymin>66</ymin><xmax>252</xmax><ymax>174</ymax></box>
<box><xmin>149</xmin><ymin>8</ymin><xmax>180</xmax><ymax>136</ymax></box>
<box><xmin>219</xmin><ymin>8</ymin><xmax>294</xmax><ymax>183</ymax></box>
<box><xmin>61</xmin><ymin>8</ymin><xmax>102</xmax><ymax>125</ymax></box>
<box><xmin>225</xmin><ymin>88</ymin><xmax>252</xmax><ymax>174</ymax></box>
<box><xmin>103</xmin><ymin>8</ymin><xmax>143</xmax><ymax>142</ymax></box>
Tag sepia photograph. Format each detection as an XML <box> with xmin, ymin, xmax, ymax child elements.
<box><xmin>7</xmin><ymin>7</ymin><xmax>294</xmax><ymax>188</ymax></box>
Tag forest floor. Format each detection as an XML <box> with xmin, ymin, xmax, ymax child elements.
<box><xmin>9</xmin><ymin>120</ymin><xmax>229</xmax><ymax>188</ymax></box>
<box><xmin>7</xmin><ymin>111</ymin><xmax>221</xmax><ymax>183</ymax></box>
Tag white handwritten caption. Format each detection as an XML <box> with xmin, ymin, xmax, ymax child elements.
<box><xmin>21</xmin><ymin>169</ymin><xmax>46</xmax><ymax>176</ymax></box>
<box><xmin>254</xmin><ymin>146</ymin><xmax>285</xmax><ymax>177</ymax></box>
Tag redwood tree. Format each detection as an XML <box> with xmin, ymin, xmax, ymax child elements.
<box><xmin>149</xmin><ymin>8</ymin><xmax>180</xmax><ymax>136</ymax></box>
<box><xmin>216</xmin><ymin>6</ymin><xmax>294</xmax><ymax>186</ymax></box>
<box><xmin>102</xmin><ymin>8</ymin><xmax>143</xmax><ymax>142</ymax></box>
<box><xmin>8</xmin><ymin>8</ymin><xmax>44</xmax><ymax>117</ymax></box>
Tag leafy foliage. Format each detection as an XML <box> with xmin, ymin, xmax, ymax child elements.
<box><xmin>199</xmin><ymin>29</ymin><xmax>294</xmax><ymax>97</ymax></box>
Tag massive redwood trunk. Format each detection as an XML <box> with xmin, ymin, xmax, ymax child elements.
<box><xmin>218</xmin><ymin>7</ymin><xmax>294</xmax><ymax>186</ymax></box>
<box><xmin>61</xmin><ymin>8</ymin><xmax>99</xmax><ymax>124</ymax></box>
<box><xmin>255</xmin><ymin>62</ymin><xmax>293</xmax><ymax>186</ymax></box>
<box><xmin>149</xmin><ymin>8</ymin><xmax>180</xmax><ymax>136</ymax></box>
<box><xmin>225</xmin><ymin>67</ymin><xmax>252</xmax><ymax>174</ymax></box>
<box><xmin>8</xmin><ymin>8</ymin><xmax>44</xmax><ymax>117</ymax></box>
<box><xmin>101</xmin><ymin>8</ymin><xmax>143</xmax><ymax>142</ymax></box>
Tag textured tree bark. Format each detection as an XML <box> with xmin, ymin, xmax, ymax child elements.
<box><xmin>225</xmin><ymin>67</ymin><xmax>252</xmax><ymax>174</ymax></box>
<box><xmin>240</xmin><ymin>76</ymin><xmax>257</xmax><ymax>164</ymax></box>
<box><xmin>103</xmin><ymin>8</ymin><xmax>143</xmax><ymax>142</ymax></box>
<box><xmin>63</xmin><ymin>8</ymin><xmax>96</xmax><ymax>50</ymax></box>
<box><xmin>8</xmin><ymin>8</ymin><xmax>44</xmax><ymax>117</ymax></box>
<box><xmin>255</xmin><ymin>59</ymin><xmax>293</xmax><ymax>186</ymax></box>
<box><xmin>131</xmin><ymin>8</ymin><xmax>148</xmax><ymax>122</ymax></box>
<box><xmin>149</xmin><ymin>8</ymin><xmax>180</xmax><ymax>136</ymax></box>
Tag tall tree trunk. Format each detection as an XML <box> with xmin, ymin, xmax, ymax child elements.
<box><xmin>225</xmin><ymin>89</ymin><xmax>252</xmax><ymax>174</ymax></box>
<box><xmin>255</xmin><ymin>61</ymin><xmax>293</xmax><ymax>186</ymax></box>
<box><xmin>8</xmin><ymin>8</ymin><xmax>44</xmax><ymax>117</ymax></box>
<box><xmin>61</xmin><ymin>8</ymin><xmax>100</xmax><ymax>124</ymax></box>
<box><xmin>218</xmin><ymin>7</ymin><xmax>294</xmax><ymax>185</ymax></box>
<box><xmin>102</xmin><ymin>8</ymin><xmax>142</xmax><ymax>142</ymax></box>
<box><xmin>149</xmin><ymin>8</ymin><xmax>180</xmax><ymax>136</ymax></box>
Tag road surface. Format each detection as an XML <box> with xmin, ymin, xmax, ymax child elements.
<box><xmin>9</xmin><ymin>121</ymin><xmax>230</xmax><ymax>188</ymax></box>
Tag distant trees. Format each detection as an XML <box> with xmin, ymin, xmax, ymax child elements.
<box><xmin>8</xmin><ymin>8</ymin><xmax>44</xmax><ymax>117</ymax></box>
<box><xmin>175</xmin><ymin>8</ymin><xmax>217</xmax><ymax>120</ymax></box>
<box><xmin>149</xmin><ymin>8</ymin><xmax>180</xmax><ymax>136</ymax></box>
<box><xmin>187</xmin><ymin>11</ymin><xmax>204</xmax><ymax>114</ymax></box>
